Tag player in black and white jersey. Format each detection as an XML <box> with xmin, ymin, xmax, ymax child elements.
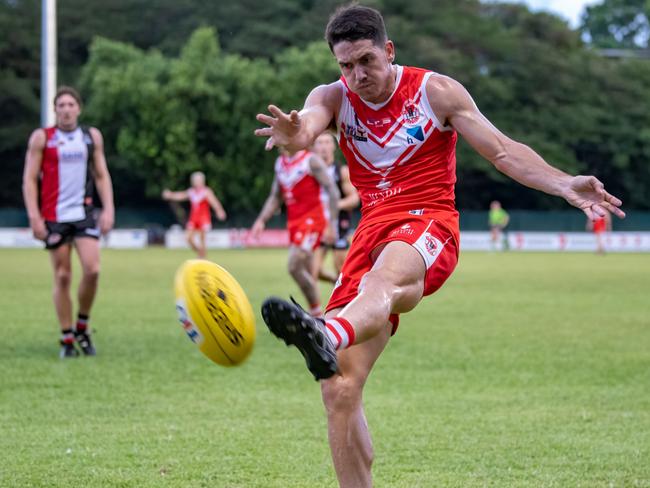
<box><xmin>23</xmin><ymin>86</ymin><xmax>114</xmax><ymax>358</ymax></box>
<box><xmin>312</xmin><ymin>132</ymin><xmax>360</xmax><ymax>283</ymax></box>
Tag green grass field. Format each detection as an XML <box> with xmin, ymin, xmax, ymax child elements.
<box><xmin>1</xmin><ymin>248</ymin><xmax>649</xmax><ymax>487</ymax></box>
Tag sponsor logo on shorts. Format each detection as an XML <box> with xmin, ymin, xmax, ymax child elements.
<box><xmin>412</xmin><ymin>228</ymin><xmax>445</xmax><ymax>270</ymax></box>
<box><xmin>301</xmin><ymin>232</ymin><xmax>319</xmax><ymax>251</ymax></box>
<box><xmin>390</xmin><ymin>223</ymin><xmax>414</xmax><ymax>237</ymax></box>
<box><xmin>424</xmin><ymin>233</ymin><xmax>439</xmax><ymax>257</ymax></box>
<box><xmin>84</xmin><ymin>227</ymin><xmax>101</xmax><ymax>237</ymax></box>
<box><xmin>47</xmin><ymin>233</ymin><xmax>63</xmax><ymax>246</ymax></box>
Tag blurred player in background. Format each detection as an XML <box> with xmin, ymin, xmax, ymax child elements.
<box><xmin>255</xmin><ymin>5</ymin><xmax>625</xmax><ymax>487</ymax></box>
<box><xmin>252</xmin><ymin>148</ymin><xmax>339</xmax><ymax>316</ymax></box>
<box><xmin>312</xmin><ymin>132</ymin><xmax>359</xmax><ymax>284</ymax></box>
<box><xmin>22</xmin><ymin>86</ymin><xmax>114</xmax><ymax>358</ymax></box>
<box><xmin>489</xmin><ymin>200</ymin><xmax>509</xmax><ymax>251</ymax></box>
<box><xmin>587</xmin><ymin>212</ymin><xmax>611</xmax><ymax>254</ymax></box>
<box><xmin>162</xmin><ymin>171</ymin><xmax>227</xmax><ymax>259</ymax></box>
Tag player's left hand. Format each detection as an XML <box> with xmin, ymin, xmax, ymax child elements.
<box><xmin>563</xmin><ymin>175</ymin><xmax>625</xmax><ymax>221</ymax></box>
<box><xmin>217</xmin><ymin>210</ymin><xmax>227</xmax><ymax>221</ymax></box>
<box><xmin>99</xmin><ymin>210</ymin><xmax>114</xmax><ymax>235</ymax></box>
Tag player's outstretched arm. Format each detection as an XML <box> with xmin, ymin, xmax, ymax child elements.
<box><xmin>207</xmin><ymin>188</ymin><xmax>227</xmax><ymax>221</ymax></box>
<box><xmin>90</xmin><ymin>128</ymin><xmax>115</xmax><ymax>234</ymax></box>
<box><xmin>22</xmin><ymin>129</ymin><xmax>48</xmax><ymax>240</ymax></box>
<box><xmin>309</xmin><ymin>154</ymin><xmax>340</xmax><ymax>243</ymax></box>
<box><xmin>251</xmin><ymin>177</ymin><xmax>282</xmax><ymax>238</ymax></box>
<box><xmin>428</xmin><ymin>77</ymin><xmax>625</xmax><ymax>221</ymax></box>
<box><xmin>255</xmin><ymin>83</ymin><xmax>341</xmax><ymax>153</ymax></box>
<box><xmin>162</xmin><ymin>189</ymin><xmax>189</xmax><ymax>202</ymax></box>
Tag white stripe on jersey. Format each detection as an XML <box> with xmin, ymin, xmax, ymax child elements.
<box><xmin>55</xmin><ymin>127</ymin><xmax>88</xmax><ymax>222</ymax></box>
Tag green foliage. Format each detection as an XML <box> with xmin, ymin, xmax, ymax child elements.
<box><xmin>581</xmin><ymin>0</ymin><xmax>650</xmax><ymax>48</ymax></box>
<box><xmin>79</xmin><ymin>29</ymin><xmax>340</xmax><ymax>212</ymax></box>
<box><xmin>2</xmin><ymin>0</ymin><xmax>650</xmax><ymax>212</ymax></box>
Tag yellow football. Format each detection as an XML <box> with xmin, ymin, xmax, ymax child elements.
<box><xmin>174</xmin><ymin>259</ymin><xmax>255</xmax><ymax>366</ymax></box>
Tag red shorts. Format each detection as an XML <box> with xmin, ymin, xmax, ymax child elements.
<box><xmin>593</xmin><ymin>220</ymin><xmax>606</xmax><ymax>234</ymax></box>
<box><xmin>326</xmin><ymin>211</ymin><xmax>459</xmax><ymax>334</ymax></box>
<box><xmin>288</xmin><ymin>215</ymin><xmax>326</xmax><ymax>252</ymax></box>
<box><xmin>186</xmin><ymin>218</ymin><xmax>211</xmax><ymax>231</ymax></box>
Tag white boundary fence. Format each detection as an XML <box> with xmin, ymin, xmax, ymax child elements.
<box><xmin>1</xmin><ymin>228</ymin><xmax>649</xmax><ymax>252</ymax></box>
<box><xmin>0</xmin><ymin>228</ymin><xmax>148</xmax><ymax>249</ymax></box>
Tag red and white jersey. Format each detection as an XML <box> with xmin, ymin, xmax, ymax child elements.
<box><xmin>336</xmin><ymin>65</ymin><xmax>459</xmax><ymax>233</ymax></box>
<box><xmin>188</xmin><ymin>187</ymin><xmax>211</xmax><ymax>223</ymax></box>
<box><xmin>40</xmin><ymin>126</ymin><xmax>94</xmax><ymax>223</ymax></box>
<box><xmin>274</xmin><ymin>150</ymin><xmax>327</xmax><ymax>224</ymax></box>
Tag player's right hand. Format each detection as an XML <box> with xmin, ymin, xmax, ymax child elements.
<box><xmin>30</xmin><ymin>217</ymin><xmax>47</xmax><ymax>241</ymax></box>
<box><xmin>250</xmin><ymin>219</ymin><xmax>265</xmax><ymax>239</ymax></box>
<box><xmin>322</xmin><ymin>222</ymin><xmax>336</xmax><ymax>246</ymax></box>
<box><xmin>255</xmin><ymin>105</ymin><xmax>302</xmax><ymax>151</ymax></box>
<box><xmin>162</xmin><ymin>189</ymin><xmax>171</xmax><ymax>200</ymax></box>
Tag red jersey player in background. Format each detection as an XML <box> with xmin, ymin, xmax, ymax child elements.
<box><xmin>312</xmin><ymin>132</ymin><xmax>359</xmax><ymax>284</ymax></box>
<box><xmin>162</xmin><ymin>171</ymin><xmax>227</xmax><ymax>259</ymax></box>
<box><xmin>255</xmin><ymin>5</ymin><xmax>625</xmax><ymax>487</ymax></box>
<box><xmin>23</xmin><ymin>86</ymin><xmax>114</xmax><ymax>358</ymax></box>
<box><xmin>587</xmin><ymin>212</ymin><xmax>611</xmax><ymax>254</ymax></box>
<box><xmin>251</xmin><ymin>148</ymin><xmax>339</xmax><ymax>316</ymax></box>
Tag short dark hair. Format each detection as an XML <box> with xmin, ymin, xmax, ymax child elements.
<box><xmin>325</xmin><ymin>4</ymin><xmax>388</xmax><ymax>52</ymax></box>
<box><xmin>54</xmin><ymin>86</ymin><xmax>82</xmax><ymax>107</ymax></box>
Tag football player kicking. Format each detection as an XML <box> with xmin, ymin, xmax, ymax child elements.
<box><xmin>255</xmin><ymin>5</ymin><xmax>625</xmax><ymax>488</ymax></box>
<box><xmin>252</xmin><ymin>148</ymin><xmax>339</xmax><ymax>316</ymax></box>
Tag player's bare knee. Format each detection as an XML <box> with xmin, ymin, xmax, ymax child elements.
<box><xmin>83</xmin><ymin>264</ymin><xmax>100</xmax><ymax>282</ymax></box>
<box><xmin>359</xmin><ymin>269</ymin><xmax>397</xmax><ymax>298</ymax></box>
<box><xmin>361</xmin><ymin>268</ymin><xmax>421</xmax><ymax>313</ymax></box>
<box><xmin>54</xmin><ymin>268</ymin><xmax>72</xmax><ymax>289</ymax></box>
<box><xmin>321</xmin><ymin>375</ymin><xmax>363</xmax><ymax>415</ymax></box>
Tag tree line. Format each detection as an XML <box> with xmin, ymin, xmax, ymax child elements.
<box><xmin>1</xmin><ymin>0</ymin><xmax>649</xmax><ymax>214</ymax></box>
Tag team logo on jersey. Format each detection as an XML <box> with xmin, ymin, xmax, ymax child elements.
<box><xmin>401</xmin><ymin>98</ymin><xmax>421</xmax><ymax>125</ymax></box>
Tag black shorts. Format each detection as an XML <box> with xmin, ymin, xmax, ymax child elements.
<box><xmin>45</xmin><ymin>212</ymin><xmax>100</xmax><ymax>250</ymax></box>
<box><xmin>321</xmin><ymin>219</ymin><xmax>353</xmax><ymax>251</ymax></box>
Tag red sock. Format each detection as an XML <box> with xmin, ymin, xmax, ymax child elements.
<box><xmin>325</xmin><ymin>317</ymin><xmax>356</xmax><ymax>350</ymax></box>
<box><xmin>61</xmin><ymin>328</ymin><xmax>75</xmax><ymax>344</ymax></box>
<box><xmin>76</xmin><ymin>314</ymin><xmax>89</xmax><ymax>333</ymax></box>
